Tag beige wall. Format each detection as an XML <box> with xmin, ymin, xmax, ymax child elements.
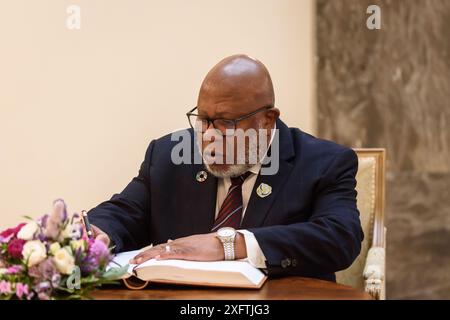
<box><xmin>0</xmin><ymin>0</ymin><xmax>314</xmax><ymax>228</ymax></box>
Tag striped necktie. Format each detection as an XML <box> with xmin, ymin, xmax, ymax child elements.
<box><xmin>211</xmin><ymin>171</ymin><xmax>252</xmax><ymax>231</ymax></box>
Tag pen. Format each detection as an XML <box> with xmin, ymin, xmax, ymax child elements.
<box><xmin>81</xmin><ymin>210</ymin><xmax>93</xmax><ymax>239</ymax></box>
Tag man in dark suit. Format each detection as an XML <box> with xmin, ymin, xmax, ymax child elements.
<box><xmin>88</xmin><ymin>54</ymin><xmax>363</xmax><ymax>281</ymax></box>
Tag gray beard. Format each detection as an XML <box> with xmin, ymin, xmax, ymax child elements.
<box><xmin>196</xmin><ymin>135</ymin><xmax>260</xmax><ymax>179</ymax></box>
<box><xmin>203</xmin><ymin>162</ymin><xmax>253</xmax><ymax>178</ymax></box>
<box><xmin>195</xmin><ymin>121</ymin><xmax>267</xmax><ymax>178</ymax></box>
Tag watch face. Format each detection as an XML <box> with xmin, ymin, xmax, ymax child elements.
<box><xmin>218</xmin><ymin>227</ymin><xmax>235</xmax><ymax>238</ymax></box>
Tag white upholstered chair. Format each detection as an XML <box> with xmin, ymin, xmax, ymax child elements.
<box><xmin>336</xmin><ymin>149</ymin><xmax>386</xmax><ymax>300</ymax></box>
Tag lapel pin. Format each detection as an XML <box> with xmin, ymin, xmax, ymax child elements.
<box><xmin>196</xmin><ymin>170</ymin><xmax>208</xmax><ymax>183</ymax></box>
<box><xmin>256</xmin><ymin>183</ymin><xmax>272</xmax><ymax>198</ymax></box>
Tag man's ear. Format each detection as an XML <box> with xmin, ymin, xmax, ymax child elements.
<box><xmin>265</xmin><ymin>107</ymin><xmax>280</xmax><ymax>127</ymax></box>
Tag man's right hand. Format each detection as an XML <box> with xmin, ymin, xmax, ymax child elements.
<box><xmin>91</xmin><ymin>224</ymin><xmax>111</xmax><ymax>247</ymax></box>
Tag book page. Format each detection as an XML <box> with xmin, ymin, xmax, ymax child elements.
<box><xmin>136</xmin><ymin>259</ymin><xmax>265</xmax><ymax>286</ymax></box>
<box><xmin>107</xmin><ymin>244</ymin><xmax>154</xmax><ymax>273</ymax></box>
<box><xmin>107</xmin><ymin>249</ymin><xmax>140</xmax><ymax>275</ymax></box>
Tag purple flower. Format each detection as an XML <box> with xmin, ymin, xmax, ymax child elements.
<box><xmin>51</xmin><ymin>273</ymin><xmax>61</xmax><ymax>287</ymax></box>
<box><xmin>15</xmin><ymin>283</ymin><xmax>29</xmax><ymax>299</ymax></box>
<box><xmin>0</xmin><ymin>280</ymin><xmax>12</xmax><ymax>294</ymax></box>
<box><xmin>53</xmin><ymin>199</ymin><xmax>67</xmax><ymax>222</ymax></box>
<box><xmin>81</xmin><ymin>256</ymin><xmax>97</xmax><ymax>274</ymax></box>
<box><xmin>89</xmin><ymin>239</ymin><xmax>110</xmax><ymax>264</ymax></box>
<box><xmin>34</xmin><ymin>281</ymin><xmax>52</xmax><ymax>300</ymax></box>
<box><xmin>44</xmin><ymin>199</ymin><xmax>67</xmax><ymax>240</ymax></box>
<box><xmin>39</xmin><ymin>214</ymin><xmax>49</xmax><ymax>229</ymax></box>
<box><xmin>37</xmin><ymin>232</ymin><xmax>47</xmax><ymax>242</ymax></box>
<box><xmin>82</xmin><ymin>239</ymin><xmax>111</xmax><ymax>273</ymax></box>
<box><xmin>28</xmin><ymin>258</ymin><xmax>60</xmax><ymax>283</ymax></box>
<box><xmin>89</xmin><ymin>239</ymin><xmax>109</xmax><ymax>257</ymax></box>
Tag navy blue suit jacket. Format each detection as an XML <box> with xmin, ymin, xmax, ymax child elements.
<box><xmin>88</xmin><ymin>119</ymin><xmax>364</xmax><ymax>281</ymax></box>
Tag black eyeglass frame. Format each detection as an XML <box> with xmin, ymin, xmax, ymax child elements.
<box><xmin>186</xmin><ymin>105</ymin><xmax>274</xmax><ymax>135</ymax></box>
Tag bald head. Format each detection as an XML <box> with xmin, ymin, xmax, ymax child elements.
<box><xmin>198</xmin><ymin>54</ymin><xmax>275</xmax><ymax>118</ymax></box>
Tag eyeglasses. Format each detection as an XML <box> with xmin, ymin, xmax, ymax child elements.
<box><xmin>186</xmin><ymin>105</ymin><xmax>273</xmax><ymax>136</ymax></box>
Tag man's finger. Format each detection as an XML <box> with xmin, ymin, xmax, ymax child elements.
<box><xmin>90</xmin><ymin>225</ymin><xmax>99</xmax><ymax>237</ymax></box>
<box><xmin>130</xmin><ymin>246</ymin><xmax>164</xmax><ymax>264</ymax></box>
<box><xmin>130</xmin><ymin>252</ymin><xmax>156</xmax><ymax>264</ymax></box>
<box><xmin>96</xmin><ymin>233</ymin><xmax>110</xmax><ymax>247</ymax></box>
<box><xmin>91</xmin><ymin>225</ymin><xmax>103</xmax><ymax>238</ymax></box>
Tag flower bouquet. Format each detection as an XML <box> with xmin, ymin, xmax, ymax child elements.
<box><xmin>0</xmin><ymin>199</ymin><xmax>126</xmax><ymax>300</ymax></box>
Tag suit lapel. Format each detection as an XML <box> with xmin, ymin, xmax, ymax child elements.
<box><xmin>241</xmin><ymin>119</ymin><xmax>296</xmax><ymax>228</ymax></box>
<box><xmin>187</xmin><ymin>130</ymin><xmax>218</xmax><ymax>234</ymax></box>
<box><xmin>241</xmin><ymin>159</ymin><xmax>293</xmax><ymax>228</ymax></box>
<box><xmin>189</xmin><ymin>163</ymin><xmax>218</xmax><ymax>234</ymax></box>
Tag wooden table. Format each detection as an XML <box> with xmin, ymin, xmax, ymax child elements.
<box><xmin>92</xmin><ymin>277</ymin><xmax>372</xmax><ymax>300</ymax></box>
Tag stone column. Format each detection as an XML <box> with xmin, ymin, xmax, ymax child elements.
<box><xmin>316</xmin><ymin>0</ymin><xmax>450</xmax><ymax>299</ymax></box>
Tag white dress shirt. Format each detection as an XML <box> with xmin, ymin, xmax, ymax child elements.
<box><xmin>215</xmin><ymin>163</ymin><xmax>267</xmax><ymax>268</ymax></box>
<box><xmin>214</xmin><ymin>124</ymin><xmax>277</xmax><ymax>269</ymax></box>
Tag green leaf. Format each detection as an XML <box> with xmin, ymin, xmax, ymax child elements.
<box><xmin>102</xmin><ymin>265</ymin><xmax>129</xmax><ymax>280</ymax></box>
<box><xmin>0</xmin><ymin>295</ymin><xmax>11</xmax><ymax>300</ymax></box>
<box><xmin>56</xmin><ymin>286</ymin><xmax>75</xmax><ymax>294</ymax></box>
<box><xmin>80</xmin><ymin>276</ymin><xmax>100</xmax><ymax>284</ymax></box>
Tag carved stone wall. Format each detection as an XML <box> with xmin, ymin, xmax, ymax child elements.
<box><xmin>316</xmin><ymin>0</ymin><xmax>450</xmax><ymax>299</ymax></box>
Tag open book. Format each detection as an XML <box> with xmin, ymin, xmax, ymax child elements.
<box><xmin>108</xmin><ymin>248</ymin><xmax>267</xmax><ymax>289</ymax></box>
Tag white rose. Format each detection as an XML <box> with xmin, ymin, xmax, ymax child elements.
<box><xmin>49</xmin><ymin>242</ymin><xmax>61</xmax><ymax>255</ymax></box>
<box><xmin>0</xmin><ymin>268</ymin><xmax>7</xmax><ymax>275</ymax></box>
<box><xmin>17</xmin><ymin>222</ymin><xmax>39</xmax><ymax>240</ymax></box>
<box><xmin>22</xmin><ymin>240</ymin><xmax>47</xmax><ymax>267</ymax></box>
<box><xmin>53</xmin><ymin>247</ymin><xmax>75</xmax><ymax>275</ymax></box>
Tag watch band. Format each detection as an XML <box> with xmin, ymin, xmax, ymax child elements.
<box><xmin>223</xmin><ymin>240</ymin><xmax>235</xmax><ymax>260</ymax></box>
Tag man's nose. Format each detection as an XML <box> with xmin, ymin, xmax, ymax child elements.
<box><xmin>206</xmin><ymin>122</ymin><xmax>216</xmax><ymax>138</ymax></box>
<box><xmin>204</xmin><ymin>123</ymin><xmax>222</xmax><ymax>140</ymax></box>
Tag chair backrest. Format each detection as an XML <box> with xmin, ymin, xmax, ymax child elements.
<box><xmin>336</xmin><ymin>148</ymin><xmax>386</xmax><ymax>289</ymax></box>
